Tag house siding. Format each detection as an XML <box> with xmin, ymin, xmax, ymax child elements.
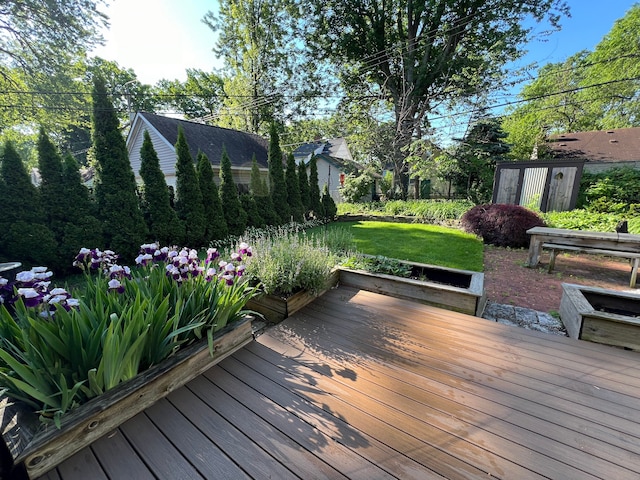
<box><xmin>316</xmin><ymin>157</ymin><xmax>343</xmax><ymax>203</ymax></box>
<box><xmin>584</xmin><ymin>161</ymin><xmax>640</xmax><ymax>174</ymax></box>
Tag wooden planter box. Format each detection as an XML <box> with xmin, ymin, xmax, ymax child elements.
<box><xmin>338</xmin><ymin>260</ymin><xmax>486</xmax><ymax>316</ymax></box>
<box><xmin>246</xmin><ymin>268</ymin><xmax>340</xmax><ymax>323</ymax></box>
<box><xmin>560</xmin><ymin>283</ymin><xmax>640</xmax><ymax>350</ymax></box>
<box><xmin>1</xmin><ymin>318</ymin><xmax>254</xmax><ymax>479</ymax></box>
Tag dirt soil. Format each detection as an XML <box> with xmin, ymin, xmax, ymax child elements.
<box><xmin>483</xmin><ymin>245</ymin><xmax>637</xmax><ymax>313</ymax></box>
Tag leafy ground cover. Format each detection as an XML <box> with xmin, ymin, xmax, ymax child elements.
<box><xmin>310</xmin><ymin>221</ymin><xmax>484</xmax><ymax>271</ymax></box>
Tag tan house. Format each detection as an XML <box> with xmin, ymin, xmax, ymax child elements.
<box><xmin>126</xmin><ymin>112</ymin><xmax>269</xmax><ymax>191</ymax></box>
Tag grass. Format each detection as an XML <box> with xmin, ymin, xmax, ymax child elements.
<box><xmin>309</xmin><ymin>221</ymin><xmax>484</xmax><ymax>272</ymax></box>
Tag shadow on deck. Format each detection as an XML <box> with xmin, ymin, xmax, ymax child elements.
<box><xmin>36</xmin><ymin>286</ymin><xmax>640</xmax><ymax>479</ymax></box>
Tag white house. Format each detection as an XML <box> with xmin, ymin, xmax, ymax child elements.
<box><xmin>293</xmin><ymin>138</ymin><xmax>360</xmax><ymax>202</ymax></box>
<box><xmin>126</xmin><ymin>112</ymin><xmax>269</xmax><ymax>191</ymax></box>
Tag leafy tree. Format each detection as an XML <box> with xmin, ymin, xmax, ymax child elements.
<box><xmin>0</xmin><ymin>141</ymin><xmax>57</xmax><ymax>267</ymax></box>
<box><xmin>298</xmin><ymin>160</ymin><xmax>311</xmax><ymax>214</ymax></box>
<box><xmin>0</xmin><ymin>0</ymin><xmax>107</xmax><ymax>77</ymax></box>
<box><xmin>92</xmin><ymin>76</ymin><xmax>147</xmax><ymax>259</ymax></box>
<box><xmin>250</xmin><ymin>154</ymin><xmax>278</xmax><ymax>225</ymax></box>
<box><xmin>501</xmin><ymin>52</ymin><xmax>597</xmax><ymax>160</ymax></box>
<box><xmin>285</xmin><ymin>153</ymin><xmax>304</xmax><ymax>222</ymax></box>
<box><xmin>139</xmin><ymin>130</ymin><xmax>183</xmax><ymax>245</ymax></box>
<box><xmin>268</xmin><ymin>124</ymin><xmax>289</xmax><ymax>223</ymax></box>
<box><xmin>448</xmin><ymin>117</ymin><xmax>509</xmax><ymax>204</ymax></box>
<box><xmin>197</xmin><ymin>151</ymin><xmax>228</xmax><ymax>242</ymax></box>
<box><xmin>340</xmin><ymin>168</ymin><xmax>376</xmax><ymax>203</ymax></box>
<box><xmin>204</xmin><ymin>0</ymin><xmax>321</xmax><ymax>133</ymax></box>
<box><xmin>320</xmin><ymin>184</ymin><xmax>337</xmax><ymax>221</ymax></box>
<box><xmin>154</xmin><ymin>69</ymin><xmax>225</xmax><ymax>121</ymax></box>
<box><xmin>304</xmin><ymin>0</ymin><xmax>569</xmax><ymax>197</ymax></box>
<box><xmin>174</xmin><ymin>126</ymin><xmax>206</xmax><ymax>246</ymax></box>
<box><xmin>219</xmin><ymin>147</ymin><xmax>248</xmax><ymax>236</ymax></box>
<box><xmin>308</xmin><ymin>155</ymin><xmax>322</xmax><ymax>218</ymax></box>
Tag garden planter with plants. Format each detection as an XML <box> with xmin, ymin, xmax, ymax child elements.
<box><xmin>0</xmin><ymin>243</ymin><xmax>258</xmax><ymax>479</ymax></box>
<box><xmin>338</xmin><ymin>255</ymin><xmax>487</xmax><ymax>316</ymax></box>
<box><xmin>243</xmin><ymin>225</ymin><xmax>341</xmax><ymax>323</ymax></box>
<box><xmin>560</xmin><ymin>283</ymin><xmax>640</xmax><ymax>350</ymax></box>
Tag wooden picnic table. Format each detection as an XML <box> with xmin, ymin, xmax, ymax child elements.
<box><xmin>526</xmin><ymin>226</ymin><xmax>640</xmax><ymax>287</ymax></box>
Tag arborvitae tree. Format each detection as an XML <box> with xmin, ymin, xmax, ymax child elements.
<box><xmin>59</xmin><ymin>153</ymin><xmax>103</xmax><ymax>269</ymax></box>
<box><xmin>92</xmin><ymin>76</ymin><xmax>147</xmax><ymax>259</ymax></box>
<box><xmin>308</xmin><ymin>155</ymin><xmax>322</xmax><ymax>218</ymax></box>
<box><xmin>240</xmin><ymin>193</ymin><xmax>265</xmax><ymax>228</ymax></box>
<box><xmin>139</xmin><ymin>130</ymin><xmax>183</xmax><ymax>245</ymax></box>
<box><xmin>250</xmin><ymin>154</ymin><xmax>278</xmax><ymax>226</ymax></box>
<box><xmin>268</xmin><ymin>123</ymin><xmax>289</xmax><ymax>223</ymax></box>
<box><xmin>297</xmin><ymin>160</ymin><xmax>310</xmax><ymax>217</ymax></box>
<box><xmin>285</xmin><ymin>152</ymin><xmax>304</xmax><ymax>222</ymax></box>
<box><xmin>321</xmin><ymin>183</ymin><xmax>337</xmax><ymax>221</ymax></box>
<box><xmin>174</xmin><ymin>126</ymin><xmax>206</xmax><ymax>247</ymax></box>
<box><xmin>37</xmin><ymin>128</ymin><xmax>65</xmax><ymax>238</ymax></box>
<box><xmin>0</xmin><ymin>141</ymin><xmax>57</xmax><ymax>267</ymax></box>
<box><xmin>219</xmin><ymin>146</ymin><xmax>247</xmax><ymax>236</ymax></box>
<box><xmin>197</xmin><ymin>151</ymin><xmax>228</xmax><ymax>242</ymax></box>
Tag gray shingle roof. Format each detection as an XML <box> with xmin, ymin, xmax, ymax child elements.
<box><xmin>548</xmin><ymin>127</ymin><xmax>640</xmax><ymax>163</ymax></box>
<box><xmin>141</xmin><ymin>112</ymin><xmax>268</xmax><ymax>168</ymax></box>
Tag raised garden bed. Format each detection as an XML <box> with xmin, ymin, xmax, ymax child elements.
<box><xmin>560</xmin><ymin>283</ymin><xmax>640</xmax><ymax>350</ymax></box>
<box><xmin>338</xmin><ymin>260</ymin><xmax>486</xmax><ymax>316</ymax></box>
<box><xmin>246</xmin><ymin>268</ymin><xmax>340</xmax><ymax>323</ymax></box>
<box><xmin>1</xmin><ymin>318</ymin><xmax>254</xmax><ymax>479</ymax></box>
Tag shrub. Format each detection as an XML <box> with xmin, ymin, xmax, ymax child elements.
<box><xmin>460</xmin><ymin>204</ymin><xmax>545</xmax><ymax>248</ymax></box>
<box><xmin>240</xmin><ymin>224</ymin><xmax>337</xmax><ymax>296</ymax></box>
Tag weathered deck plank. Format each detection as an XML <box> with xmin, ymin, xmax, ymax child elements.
<box><xmin>36</xmin><ymin>286</ymin><xmax>640</xmax><ymax>480</ymax></box>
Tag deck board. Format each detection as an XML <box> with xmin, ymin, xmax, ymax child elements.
<box><xmin>37</xmin><ymin>286</ymin><xmax>640</xmax><ymax>479</ymax></box>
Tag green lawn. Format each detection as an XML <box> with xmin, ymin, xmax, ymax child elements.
<box><xmin>310</xmin><ymin>221</ymin><xmax>484</xmax><ymax>272</ymax></box>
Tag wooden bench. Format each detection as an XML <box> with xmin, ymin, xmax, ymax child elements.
<box><xmin>542</xmin><ymin>242</ymin><xmax>640</xmax><ymax>287</ymax></box>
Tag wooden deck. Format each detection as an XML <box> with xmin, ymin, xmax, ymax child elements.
<box><xmin>36</xmin><ymin>286</ymin><xmax>640</xmax><ymax>479</ymax></box>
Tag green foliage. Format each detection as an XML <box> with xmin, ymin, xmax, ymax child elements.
<box><xmin>298</xmin><ymin>160</ymin><xmax>311</xmax><ymax>214</ymax></box>
<box><xmin>268</xmin><ymin>124</ymin><xmax>289</xmax><ymax>223</ymax></box>
<box><xmin>308</xmin><ymin>155</ymin><xmax>322</xmax><ymax>218</ymax></box>
<box><xmin>154</xmin><ymin>69</ymin><xmax>225</xmax><ymax>120</ymax></box>
<box><xmin>240</xmin><ymin>193</ymin><xmax>266</xmax><ymax>229</ymax></box>
<box><xmin>59</xmin><ymin>154</ymin><xmax>103</xmax><ymax>267</ymax></box>
<box><xmin>174</xmin><ymin>126</ymin><xmax>206</xmax><ymax>246</ymax></box>
<box><xmin>577</xmin><ymin>167</ymin><xmax>640</xmax><ymax>212</ymax></box>
<box><xmin>341</xmin><ymin>255</ymin><xmax>413</xmax><ymax>278</ymax></box>
<box><xmin>336</xmin><ymin>199</ymin><xmax>476</xmax><ymax>223</ymax></box>
<box><xmin>0</xmin><ymin>246</ymin><xmax>258</xmax><ymax>419</ymax></box>
<box><xmin>285</xmin><ymin>153</ymin><xmax>304</xmax><ymax>222</ymax></box>
<box><xmin>139</xmin><ymin>131</ymin><xmax>183</xmax><ymax>245</ymax></box>
<box><xmin>0</xmin><ymin>141</ymin><xmax>58</xmax><ymax>267</ymax></box>
<box><xmin>339</xmin><ymin>168</ymin><xmax>375</xmax><ymax>203</ymax></box>
<box><xmin>320</xmin><ymin>184</ymin><xmax>337</xmax><ymax>220</ymax></box>
<box><xmin>197</xmin><ymin>151</ymin><xmax>229</xmax><ymax>242</ymax></box>
<box><xmin>219</xmin><ymin>147</ymin><xmax>248</xmax><ymax>236</ymax></box>
<box><xmin>92</xmin><ymin>76</ymin><xmax>147</xmax><ymax>260</ymax></box>
<box><xmin>542</xmin><ymin>209</ymin><xmax>640</xmax><ymax>234</ymax></box>
<box><xmin>241</xmin><ymin>226</ymin><xmax>338</xmax><ymax>296</ymax></box>
<box><xmin>448</xmin><ymin>117</ymin><xmax>509</xmax><ymax>204</ymax></box>
<box><xmin>250</xmin><ymin>154</ymin><xmax>279</xmax><ymax>225</ymax></box>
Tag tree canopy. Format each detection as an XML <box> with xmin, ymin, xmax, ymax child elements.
<box><xmin>302</xmin><ymin>0</ymin><xmax>569</xmax><ymax>197</ymax></box>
